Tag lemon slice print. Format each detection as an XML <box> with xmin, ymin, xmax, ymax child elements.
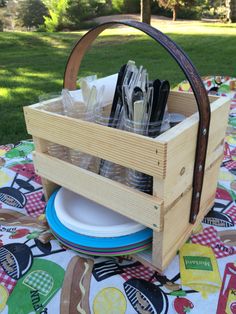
<box><xmin>93</xmin><ymin>287</ymin><xmax>126</xmax><ymax>314</ymax></box>
<box><xmin>0</xmin><ymin>149</ymin><xmax>6</xmax><ymax>157</ymax></box>
<box><xmin>0</xmin><ymin>170</ymin><xmax>10</xmax><ymax>186</ymax></box>
<box><xmin>0</xmin><ymin>284</ymin><xmax>9</xmax><ymax>311</ymax></box>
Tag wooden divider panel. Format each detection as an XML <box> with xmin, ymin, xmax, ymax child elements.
<box><xmin>24</xmin><ymin>106</ymin><xmax>166</xmax><ymax>178</ymax></box>
<box><xmin>33</xmin><ymin>152</ymin><xmax>163</xmax><ymax>231</ymax></box>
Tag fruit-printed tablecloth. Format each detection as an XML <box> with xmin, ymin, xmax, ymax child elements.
<box><xmin>0</xmin><ymin>76</ymin><xmax>236</xmax><ymax>314</ymax></box>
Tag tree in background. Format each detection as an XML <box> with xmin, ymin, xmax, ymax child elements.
<box><xmin>66</xmin><ymin>0</ymin><xmax>111</xmax><ymax>30</ymax></box>
<box><xmin>199</xmin><ymin>0</ymin><xmax>236</xmax><ymax>22</ymax></box>
<box><xmin>5</xmin><ymin>0</ymin><xmax>18</xmax><ymax>29</ymax></box>
<box><xmin>17</xmin><ymin>0</ymin><xmax>48</xmax><ymax>29</ymax></box>
<box><xmin>158</xmin><ymin>0</ymin><xmax>196</xmax><ymax>20</ymax></box>
<box><xmin>0</xmin><ymin>0</ymin><xmax>7</xmax><ymax>30</ymax></box>
<box><xmin>66</xmin><ymin>0</ymin><xmax>139</xmax><ymax>30</ymax></box>
<box><xmin>0</xmin><ymin>0</ymin><xmax>7</xmax><ymax>7</ymax></box>
<box><xmin>66</xmin><ymin>0</ymin><xmax>93</xmax><ymax>29</ymax></box>
<box><xmin>226</xmin><ymin>0</ymin><xmax>236</xmax><ymax>22</ymax></box>
<box><xmin>1</xmin><ymin>0</ymin><xmax>235</xmax><ymax>31</ymax></box>
<box><xmin>112</xmin><ymin>0</ymin><xmax>140</xmax><ymax>13</ymax></box>
<box><xmin>141</xmin><ymin>0</ymin><xmax>151</xmax><ymax>23</ymax></box>
<box><xmin>42</xmin><ymin>0</ymin><xmax>69</xmax><ymax>31</ymax></box>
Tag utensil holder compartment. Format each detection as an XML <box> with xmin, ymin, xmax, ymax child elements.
<box><xmin>24</xmin><ymin>21</ymin><xmax>230</xmax><ymax>270</ymax></box>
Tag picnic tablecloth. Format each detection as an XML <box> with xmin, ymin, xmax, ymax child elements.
<box><xmin>0</xmin><ymin>76</ymin><xmax>236</xmax><ymax>314</ymax></box>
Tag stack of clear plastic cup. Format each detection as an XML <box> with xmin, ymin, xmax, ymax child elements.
<box><xmin>124</xmin><ymin>118</ymin><xmax>168</xmax><ymax>194</ymax></box>
<box><xmin>95</xmin><ymin>105</ymin><xmax>125</xmax><ymax>183</ymax></box>
<box><xmin>39</xmin><ymin>94</ymin><xmax>69</xmax><ymax>162</ymax></box>
<box><xmin>160</xmin><ymin>111</ymin><xmax>171</xmax><ymax>133</ymax></box>
<box><xmin>63</xmin><ymin>97</ymin><xmax>97</xmax><ymax>171</ymax></box>
<box><xmin>99</xmin><ymin>160</ymin><xmax>125</xmax><ymax>183</ymax></box>
<box><xmin>169</xmin><ymin>112</ymin><xmax>186</xmax><ymax>128</ymax></box>
<box><xmin>47</xmin><ymin>141</ymin><xmax>69</xmax><ymax>162</ymax></box>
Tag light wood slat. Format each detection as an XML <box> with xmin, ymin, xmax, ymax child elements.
<box><xmin>151</xmin><ymin>230</ymin><xmax>164</xmax><ymax>270</ymax></box>
<box><xmin>154</xmin><ymin>96</ymin><xmax>230</xmax><ymax>206</ymax></box>
<box><xmin>168</xmin><ymin>90</ymin><xmax>218</xmax><ymax>117</ymax></box>
<box><xmin>33</xmin><ymin>136</ymin><xmax>59</xmax><ymax>201</ymax></box>
<box><xmin>134</xmin><ymin>158</ymin><xmax>219</xmax><ymax>271</ymax></box>
<box><xmin>160</xmin><ymin>156</ymin><xmax>222</xmax><ymax>269</ymax></box>
<box><xmin>24</xmin><ymin>107</ymin><xmax>166</xmax><ymax>178</ymax></box>
<box><xmin>24</xmin><ymin>90</ymin><xmax>229</xmax><ymax>271</ymax></box>
<box><xmin>33</xmin><ymin>152</ymin><xmax>163</xmax><ymax>231</ymax></box>
<box><xmin>161</xmin><ymin>194</ymin><xmax>215</xmax><ymax>269</ymax></box>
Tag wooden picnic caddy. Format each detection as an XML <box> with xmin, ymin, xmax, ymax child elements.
<box><xmin>24</xmin><ymin>21</ymin><xmax>230</xmax><ymax>271</ymax></box>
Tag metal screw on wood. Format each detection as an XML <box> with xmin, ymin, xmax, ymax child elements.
<box><xmin>180</xmin><ymin>167</ymin><xmax>185</xmax><ymax>176</ymax></box>
<box><xmin>202</xmin><ymin>128</ymin><xmax>207</xmax><ymax>135</ymax></box>
<box><xmin>196</xmin><ymin>192</ymin><xmax>200</xmax><ymax>198</ymax></box>
<box><xmin>198</xmin><ymin>164</ymin><xmax>203</xmax><ymax>172</ymax></box>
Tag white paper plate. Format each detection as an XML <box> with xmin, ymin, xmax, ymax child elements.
<box><xmin>54</xmin><ymin>187</ymin><xmax>146</xmax><ymax>237</ymax></box>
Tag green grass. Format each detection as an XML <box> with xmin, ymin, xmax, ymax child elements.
<box><xmin>0</xmin><ymin>21</ymin><xmax>236</xmax><ymax>144</ymax></box>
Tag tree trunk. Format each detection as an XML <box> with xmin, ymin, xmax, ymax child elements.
<box><xmin>140</xmin><ymin>0</ymin><xmax>151</xmax><ymax>24</ymax></box>
<box><xmin>106</xmin><ymin>0</ymin><xmax>112</xmax><ymax>10</ymax></box>
<box><xmin>172</xmin><ymin>4</ymin><xmax>178</xmax><ymax>21</ymax></box>
<box><xmin>226</xmin><ymin>0</ymin><xmax>236</xmax><ymax>22</ymax></box>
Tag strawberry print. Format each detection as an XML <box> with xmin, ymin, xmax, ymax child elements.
<box><xmin>206</xmin><ymin>80</ymin><xmax>212</xmax><ymax>87</ymax></box>
<box><xmin>8</xmin><ymin>163</ymin><xmax>41</xmax><ymax>184</ymax></box>
<box><xmin>9</xmin><ymin>228</ymin><xmax>30</xmax><ymax>239</ymax></box>
<box><xmin>173</xmin><ymin>297</ymin><xmax>194</xmax><ymax>314</ymax></box>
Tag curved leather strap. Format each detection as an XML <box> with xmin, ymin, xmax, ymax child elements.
<box><xmin>63</xmin><ymin>20</ymin><xmax>211</xmax><ymax>224</ymax></box>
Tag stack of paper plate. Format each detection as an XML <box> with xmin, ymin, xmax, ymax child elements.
<box><xmin>46</xmin><ymin>188</ymin><xmax>152</xmax><ymax>256</ymax></box>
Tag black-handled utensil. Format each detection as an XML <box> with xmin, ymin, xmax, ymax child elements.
<box><xmin>109</xmin><ymin>63</ymin><xmax>128</xmax><ymax>127</ymax></box>
<box><xmin>148</xmin><ymin>80</ymin><xmax>170</xmax><ymax>137</ymax></box>
<box><xmin>132</xmin><ymin>86</ymin><xmax>143</xmax><ymax>103</ymax></box>
<box><xmin>99</xmin><ymin>64</ymin><xmax>128</xmax><ymax>175</ymax></box>
<box><xmin>149</xmin><ymin>78</ymin><xmax>161</xmax><ymax>123</ymax></box>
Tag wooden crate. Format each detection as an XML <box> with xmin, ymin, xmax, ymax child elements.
<box><xmin>23</xmin><ymin>21</ymin><xmax>230</xmax><ymax>271</ymax></box>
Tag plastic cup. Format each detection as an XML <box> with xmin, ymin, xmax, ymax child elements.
<box><xmin>169</xmin><ymin>112</ymin><xmax>186</xmax><ymax>127</ymax></box>
<box><xmin>95</xmin><ymin>105</ymin><xmax>125</xmax><ymax>182</ymax></box>
<box><xmin>39</xmin><ymin>93</ymin><xmax>69</xmax><ymax>162</ymax></box>
<box><xmin>123</xmin><ymin>118</ymin><xmax>158</xmax><ymax>194</ymax></box>
<box><xmin>62</xmin><ymin>92</ymin><xmax>98</xmax><ymax>171</ymax></box>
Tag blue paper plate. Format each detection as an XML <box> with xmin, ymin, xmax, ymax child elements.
<box><xmin>52</xmin><ymin>228</ymin><xmax>152</xmax><ymax>252</ymax></box>
<box><xmin>52</xmin><ymin>231</ymin><xmax>152</xmax><ymax>256</ymax></box>
<box><xmin>46</xmin><ymin>190</ymin><xmax>152</xmax><ymax>250</ymax></box>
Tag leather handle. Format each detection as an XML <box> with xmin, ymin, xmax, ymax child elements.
<box><xmin>63</xmin><ymin>20</ymin><xmax>211</xmax><ymax>224</ymax></box>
